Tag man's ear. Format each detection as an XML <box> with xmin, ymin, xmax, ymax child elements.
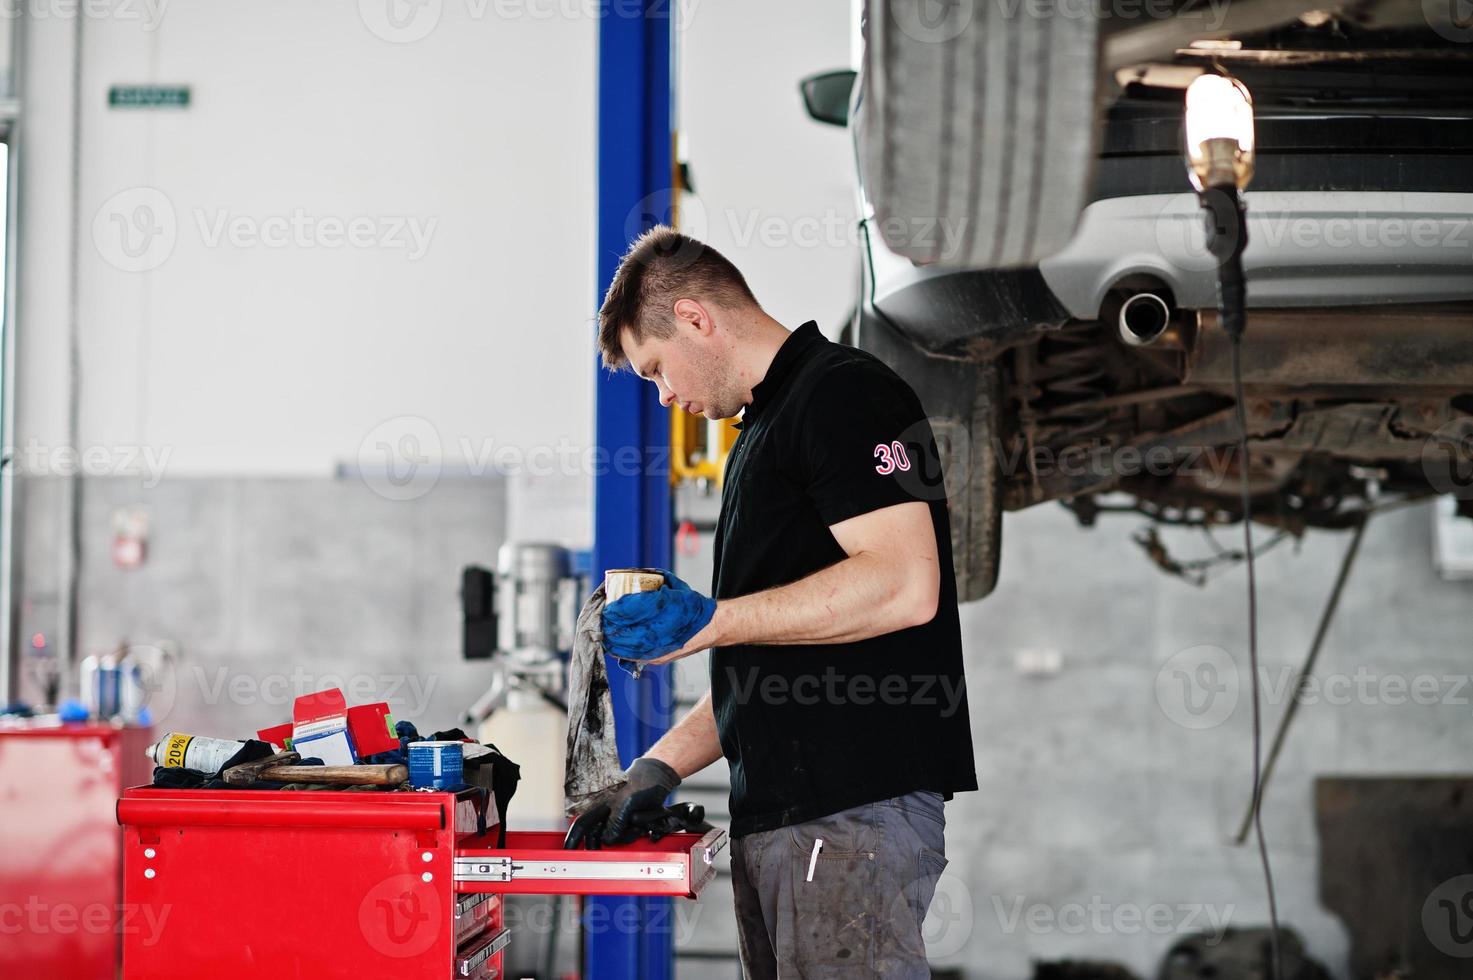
<box><xmin>672</xmin><ymin>298</ymin><xmax>713</xmax><ymax>336</ymax></box>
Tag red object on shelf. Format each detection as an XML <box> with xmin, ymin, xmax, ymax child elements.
<box><xmin>254</xmin><ymin>691</ymin><xmax>398</xmax><ymax>758</ymax></box>
<box><xmin>115</xmin><ymin>784</ymin><xmax>724</xmax><ymax>978</ymax></box>
<box><xmin>254</xmin><ymin>721</ymin><xmax>293</xmax><ymax>748</ymax></box>
<box><xmin>0</xmin><ymin>723</ymin><xmax>154</xmax><ymax>980</ymax></box>
<box><xmin>345</xmin><ymin>701</ymin><xmax>399</xmax><ymax>755</ymax></box>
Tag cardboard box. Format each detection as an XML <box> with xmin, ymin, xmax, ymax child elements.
<box><xmin>289</xmin><ymin>689</ymin><xmax>356</xmax><ymax>766</ymax></box>
<box><xmin>346</xmin><ymin>702</ymin><xmax>398</xmax><ymax>756</ymax></box>
<box><xmin>256</xmin><ymin>692</ymin><xmax>398</xmax><ymax>761</ymax></box>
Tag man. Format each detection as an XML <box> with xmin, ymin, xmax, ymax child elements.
<box><xmin>590</xmin><ymin>226</ymin><xmax>977</xmax><ymax>978</ymax></box>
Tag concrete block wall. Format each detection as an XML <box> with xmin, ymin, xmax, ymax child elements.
<box><xmin>15</xmin><ymin>473</ymin><xmax>517</xmax><ymax>739</ymax></box>
<box><xmin>934</xmin><ymin>500</ymin><xmax>1473</xmax><ymax>979</ymax></box>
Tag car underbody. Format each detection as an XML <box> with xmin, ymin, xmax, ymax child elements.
<box><xmin>841</xmin><ymin>8</ymin><xmax>1473</xmax><ymax>600</ymax></box>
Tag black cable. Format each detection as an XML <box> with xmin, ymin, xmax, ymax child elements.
<box><xmin>1231</xmin><ymin>335</ymin><xmax>1282</xmax><ymax>980</ymax></box>
<box><xmin>1206</xmin><ymin>181</ymin><xmax>1282</xmax><ymax>980</ymax></box>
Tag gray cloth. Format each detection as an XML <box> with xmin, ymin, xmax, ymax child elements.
<box><xmin>730</xmin><ymin>791</ymin><xmax>948</xmax><ymax>979</ymax></box>
<box><xmin>564</xmin><ymin>582</ymin><xmax>626</xmax><ymax>816</ymax></box>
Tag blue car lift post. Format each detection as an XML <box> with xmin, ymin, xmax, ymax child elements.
<box><xmin>590</xmin><ymin>3</ymin><xmax>676</xmax><ymax>978</ymax></box>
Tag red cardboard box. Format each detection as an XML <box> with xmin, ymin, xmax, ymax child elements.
<box><xmin>255</xmin><ymin>690</ymin><xmax>397</xmax><ymax>758</ymax></box>
<box><xmin>256</xmin><ymin>686</ymin><xmax>397</xmax><ymax>754</ymax></box>
<box><xmin>346</xmin><ymin>702</ymin><xmax>398</xmax><ymax>756</ymax></box>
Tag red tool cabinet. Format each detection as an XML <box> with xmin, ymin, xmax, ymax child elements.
<box><xmin>0</xmin><ymin>724</ymin><xmax>154</xmax><ymax>980</ymax></box>
<box><xmin>116</xmin><ymin>785</ymin><xmax>725</xmax><ymax>978</ymax></box>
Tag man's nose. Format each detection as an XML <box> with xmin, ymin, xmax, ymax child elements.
<box><xmin>656</xmin><ymin>381</ymin><xmax>675</xmax><ymax>407</ymax></box>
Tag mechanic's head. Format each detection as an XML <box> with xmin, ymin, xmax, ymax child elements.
<box><xmin>598</xmin><ymin>225</ymin><xmax>762</xmax><ymax>420</ymax></box>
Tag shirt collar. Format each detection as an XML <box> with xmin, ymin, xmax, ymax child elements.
<box><xmin>737</xmin><ymin>321</ymin><xmax>824</xmax><ymax>428</ymax></box>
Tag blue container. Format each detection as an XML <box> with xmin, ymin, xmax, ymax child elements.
<box><xmin>407</xmin><ymin>740</ymin><xmax>464</xmax><ymax>790</ymax></box>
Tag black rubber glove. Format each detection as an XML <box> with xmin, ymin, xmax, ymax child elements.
<box><xmin>562</xmin><ymin>757</ymin><xmax>681</xmax><ymax>849</ymax></box>
<box><xmin>630</xmin><ymin>802</ymin><xmax>712</xmax><ymax>842</ymax></box>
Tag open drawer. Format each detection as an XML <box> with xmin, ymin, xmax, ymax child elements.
<box><xmin>454</xmin><ymin>828</ymin><xmax>727</xmax><ymax>897</ymax></box>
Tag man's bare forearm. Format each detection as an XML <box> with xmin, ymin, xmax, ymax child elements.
<box><xmin>710</xmin><ymin>550</ymin><xmax>934</xmax><ymax>647</ymax></box>
<box><xmin>643</xmin><ymin>689</ymin><xmax>724</xmax><ymax>779</ymax></box>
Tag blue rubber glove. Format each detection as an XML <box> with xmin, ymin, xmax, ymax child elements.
<box><xmin>602</xmin><ymin>571</ymin><xmax>716</xmax><ymax>672</ymax></box>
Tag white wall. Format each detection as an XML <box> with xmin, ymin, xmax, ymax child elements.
<box><xmin>676</xmin><ymin>0</ymin><xmax>859</xmax><ymax>337</ymax></box>
<box><xmin>18</xmin><ymin>1</ymin><xmax>597</xmax><ymax>477</ymax></box>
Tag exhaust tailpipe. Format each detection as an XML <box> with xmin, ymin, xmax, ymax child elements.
<box><xmin>1118</xmin><ymin>293</ymin><xmax>1172</xmax><ymax>347</ymax></box>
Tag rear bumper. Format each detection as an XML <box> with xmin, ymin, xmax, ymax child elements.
<box><xmin>1040</xmin><ymin>191</ymin><xmax>1473</xmax><ymax>318</ymax></box>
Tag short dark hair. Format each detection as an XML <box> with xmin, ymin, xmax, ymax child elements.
<box><xmin>597</xmin><ymin>226</ymin><xmax>758</xmax><ymax>370</ymax></box>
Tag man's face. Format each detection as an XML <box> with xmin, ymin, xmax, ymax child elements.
<box><xmin>622</xmin><ymin>316</ymin><xmax>742</xmax><ymax>420</ymax></box>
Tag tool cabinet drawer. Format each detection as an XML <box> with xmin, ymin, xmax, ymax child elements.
<box><xmin>455</xmin><ymin>925</ymin><xmax>510</xmax><ymax>978</ymax></box>
<box><xmin>454</xmin><ymin>828</ymin><xmax>727</xmax><ymax>897</ymax></box>
<box><xmin>115</xmin><ymin>786</ymin><xmax>723</xmax><ymax>978</ymax></box>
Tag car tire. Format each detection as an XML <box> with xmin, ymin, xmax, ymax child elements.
<box><xmin>950</xmin><ymin>359</ymin><xmax>1003</xmax><ymax>601</ymax></box>
<box><xmin>857</xmin><ymin>304</ymin><xmax>1003</xmax><ymax>602</ymax></box>
<box><xmin>857</xmin><ymin>0</ymin><xmax>1102</xmax><ymax>269</ymax></box>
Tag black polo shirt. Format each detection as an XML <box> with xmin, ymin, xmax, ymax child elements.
<box><xmin>710</xmin><ymin>321</ymin><xmax>978</xmax><ymax>838</ymax></box>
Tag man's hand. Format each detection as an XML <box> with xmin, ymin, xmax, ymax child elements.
<box><xmin>643</xmin><ymin>612</ymin><xmax>721</xmax><ymax>666</ymax></box>
<box><xmin>562</xmin><ymin>757</ymin><xmax>682</xmax><ymax>849</ymax></box>
<box><xmin>603</xmin><ymin>571</ymin><xmax>717</xmax><ymax>667</ymax></box>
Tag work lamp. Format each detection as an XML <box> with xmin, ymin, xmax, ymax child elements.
<box><xmin>1184</xmin><ymin>72</ymin><xmax>1255</xmax><ymax>340</ymax></box>
<box><xmin>1185</xmin><ymin>73</ymin><xmax>1256</xmax><ymax>192</ymax></box>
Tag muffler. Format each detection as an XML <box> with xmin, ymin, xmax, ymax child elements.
<box><xmin>1118</xmin><ymin>292</ymin><xmax>1172</xmax><ymax>347</ymax></box>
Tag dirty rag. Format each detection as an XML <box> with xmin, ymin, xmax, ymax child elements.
<box><xmin>565</xmin><ymin>581</ymin><xmax>626</xmax><ymax>816</ymax></box>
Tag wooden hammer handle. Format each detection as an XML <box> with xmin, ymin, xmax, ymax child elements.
<box><xmin>221</xmin><ymin>751</ymin><xmax>300</xmax><ymax>786</ymax></box>
<box><xmin>259</xmin><ymin>763</ymin><xmax>408</xmax><ymax>786</ymax></box>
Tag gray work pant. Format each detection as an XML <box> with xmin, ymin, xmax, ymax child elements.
<box><xmin>729</xmin><ymin>791</ymin><xmax>948</xmax><ymax>979</ymax></box>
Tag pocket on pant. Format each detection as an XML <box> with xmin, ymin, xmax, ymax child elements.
<box><xmin>916</xmin><ymin>845</ymin><xmax>948</xmax><ymax>915</ymax></box>
<box><xmin>877</xmin><ymin>843</ymin><xmax>950</xmax><ymax>965</ymax></box>
<box><xmin>786</xmin><ymin>804</ymin><xmax>882</xmax><ymax>857</ymax></box>
<box><xmin>788</xmin><ymin>845</ymin><xmax>880</xmax><ymax>970</ymax></box>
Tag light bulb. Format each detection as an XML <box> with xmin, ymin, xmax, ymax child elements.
<box><xmin>1184</xmin><ymin>74</ymin><xmax>1255</xmax><ymax>191</ymax></box>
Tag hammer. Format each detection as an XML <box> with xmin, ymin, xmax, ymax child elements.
<box><xmin>222</xmin><ymin>751</ymin><xmax>407</xmax><ymax>787</ymax></box>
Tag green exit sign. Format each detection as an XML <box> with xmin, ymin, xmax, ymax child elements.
<box><xmin>108</xmin><ymin>86</ymin><xmax>190</xmax><ymax>109</ymax></box>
